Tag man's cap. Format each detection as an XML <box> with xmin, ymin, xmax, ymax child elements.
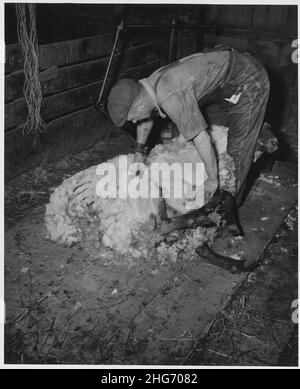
<box><xmin>107</xmin><ymin>79</ymin><xmax>141</xmax><ymax>127</ymax></box>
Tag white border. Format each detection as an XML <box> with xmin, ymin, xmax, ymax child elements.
<box><xmin>1</xmin><ymin>0</ymin><xmax>299</xmax><ymax>370</ymax></box>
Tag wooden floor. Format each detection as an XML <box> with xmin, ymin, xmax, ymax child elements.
<box><xmin>4</xmin><ymin>159</ymin><xmax>297</xmax><ymax>365</ymax></box>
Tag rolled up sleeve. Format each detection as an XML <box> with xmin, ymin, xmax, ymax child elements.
<box><xmin>161</xmin><ymin>90</ymin><xmax>208</xmax><ymax>141</ymax></box>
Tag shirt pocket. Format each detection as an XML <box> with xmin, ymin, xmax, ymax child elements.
<box><xmin>218</xmin><ymin>81</ymin><xmax>244</xmax><ymax>108</ymax></box>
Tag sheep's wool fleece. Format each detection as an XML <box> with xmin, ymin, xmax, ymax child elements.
<box><xmin>44</xmin><ymin>125</ymin><xmax>231</xmax><ymax>259</ymax></box>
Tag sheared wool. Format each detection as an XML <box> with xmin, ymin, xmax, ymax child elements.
<box><xmin>148</xmin><ymin>124</ymin><xmax>235</xmax><ymax>213</ymax></box>
<box><xmin>44</xmin><ymin>125</ymin><xmax>232</xmax><ymax>259</ymax></box>
<box><xmin>44</xmin><ymin>154</ymin><xmax>162</xmax><ymax>256</ymax></box>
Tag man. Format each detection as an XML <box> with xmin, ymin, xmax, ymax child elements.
<box><xmin>107</xmin><ymin>48</ymin><xmax>270</xmax><ymax>216</ymax></box>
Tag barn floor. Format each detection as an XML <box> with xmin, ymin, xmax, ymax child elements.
<box><xmin>4</xmin><ymin>132</ymin><xmax>298</xmax><ymax>365</ymax></box>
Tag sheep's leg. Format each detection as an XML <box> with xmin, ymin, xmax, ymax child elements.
<box><xmin>157</xmin><ymin>189</ymin><xmax>222</xmax><ymax>235</ymax></box>
<box><xmin>255</xmin><ymin>122</ymin><xmax>278</xmax><ymax>172</ymax></box>
<box><xmin>223</xmin><ymin>191</ymin><xmax>244</xmax><ymax>236</ymax></box>
<box><xmin>157</xmin><ymin>188</ymin><xmax>171</xmax><ymax>223</ymax></box>
<box><xmin>196</xmin><ymin>243</ymin><xmax>259</xmax><ymax>274</ymax></box>
<box><xmin>198</xmin><ymin>188</ymin><xmax>224</xmax><ymax>216</ymax></box>
<box><xmin>195</xmin><ymin>188</ymin><xmax>244</xmax><ymax>237</ymax></box>
<box><xmin>196</xmin><ymin>243</ymin><xmax>245</xmax><ymax>273</ymax></box>
<box><xmin>261</xmin><ymin>153</ymin><xmax>275</xmax><ymax>173</ymax></box>
<box><xmin>158</xmin><ymin>210</ymin><xmax>216</xmax><ymax>235</ymax></box>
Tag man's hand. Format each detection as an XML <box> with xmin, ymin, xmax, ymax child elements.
<box><xmin>134</xmin><ymin>152</ymin><xmax>145</xmax><ymax>164</ymax></box>
<box><xmin>129</xmin><ymin>152</ymin><xmax>147</xmax><ymax>176</ymax></box>
<box><xmin>204</xmin><ymin>177</ymin><xmax>218</xmax><ymax>202</ymax></box>
<box><xmin>136</xmin><ymin>119</ymin><xmax>153</xmax><ymax>145</ymax></box>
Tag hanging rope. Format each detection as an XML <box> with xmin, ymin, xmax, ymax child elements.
<box><xmin>15</xmin><ymin>3</ymin><xmax>46</xmax><ymax>138</ymax></box>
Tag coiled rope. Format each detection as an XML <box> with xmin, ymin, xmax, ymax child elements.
<box><xmin>15</xmin><ymin>3</ymin><xmax>46</xmax><ymax>138</ymax></box>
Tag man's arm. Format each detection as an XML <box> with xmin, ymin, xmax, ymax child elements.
<box><xmin>135</xmin><ymin>119</ymin><xmax>154</xmax><ymax>162</ymax></box>
<box><xmin>160</xmin><ymin>91</ymin><xmax>219</xmax><ymax>200</ymax></box>
<box><xmin>193</xmin><ymin>130</ymin><xmax>218</xmax><ymax>180</ymax></box>
<box><xmin>193</xmin><ymin>131</ymin><xmax>218</xmax><ymax>201</ymax></box>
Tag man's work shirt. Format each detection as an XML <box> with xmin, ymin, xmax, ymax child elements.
<box><xmin>139</xmin><ymin>51</ymin><xmax>230</xmax><ymax>141</ymax></box>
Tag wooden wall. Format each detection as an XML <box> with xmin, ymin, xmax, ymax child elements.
<box><xmin>5</xmin><ymin>33</ymin><xmax>165</xmax><ymax>180</ymax></box>
<box><xmin>5</xmin><ymin>4</ymin><xmax>188</xmax><ymax>181</ymax></box>
<box><xmin>198</xmin><ymin>5</ymin><xmax>298</xmax><ymax>159</ymax></box>
<box><xmin>5</xmin><ymin>4</ymin><xmax>297</xmax><ymax>181</ymax></box>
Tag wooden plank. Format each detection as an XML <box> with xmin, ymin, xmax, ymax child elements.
<box><xmin>5</xmin><ymin>58</ymin><xmax>161</xmax><ymax>130</ymax></box>
<box><xmin>5</xmin><ymin>124</ymin><xmax>44</xmax><ymax>182</ymax></box>
<box><xmin>5</xmin><ymin>58</ymin><xmax>161</xmax><ymax>179</ymax></box>
<box><xmin>124</xmin><ymin>40</ymin><xmax>161</xmax><ymax>68</ymax></box>
<box><xmin>38</xmin><ymin>33</ymin><xmax>116</xmax><ymax>70</ymax></box>
<box><xmin>5</xmin><ymin>106</ymin><xmax>114</xmax><ymax>181</ymax></box>
<box><xmin>126</xmin><ymin>31</ymin><xmax>163</xmax><ymax>48</ymax></box>
<box><xmin>5</xmin><ymin>39</ymin><xmax>161</xmax><ymax>103</ymax></box>
<box><xmin>5</xmin><ymin>34</ymin><xmax>117</xmax><ymax>74</ymax></box>
<box><xmin>218</xmin><ymin>5</ymin><xmax>254</xmax><ymax>29</ymax></box>
<box><xmin>123</xmin><ymin>58</ymin><xmax>160</xmax><ymax>79</ymax></box>
<box><xmin>215</xmin><ymin>35</ymin><xmax>249</xmax><ymax>52</ymax></box>
<box><xmin>159</xmin><ymin>38</ymin><xmax>171</xmax><ymax>66</ymax></box>
<box><xmin>49</xmin><ymin>5</ymin><xmax>116</xmax><ymax>24</ymax></box>
<box><xmin>5</xmin><ymin>31</ymin><xmax>162</xmax><ymax>75</ymax></box>
<box><xmin>5</xmin><ymin>55</ymin><xmax>121</xmax><ymax>103</ymax></box>
<box><xmin>5</xmin><ymin>43</ymin><xmax>23</xmax><ymax>74</ymax></box>
<box><xmin>286</xmin><ymin>5</ymin><xmax>298</xmax><ymax>35</ymax></box>
<box><xmin>5</xmin><ymin>70</ymin><xmax>25</xmax><ymax>102</ymax></box>
<box><xmin>252</xmin><ymin>5</ymin><xmax>289</xmax><ymax>33</ymax></box>
<box><xmin>5</xmin><ymin>98</ymin><xmax>28</xmax><ymax>131</ymax></box>
<box><xmin>204</xmin><ymin>34</ymin><xmax>292</xmax><ymax>69</ymax></box>
<box><xmin>247</xmin><ymin>39</ymin><xmax>284</xmax><ymax>70</ymax></box>
<box><xmin>5</xmin><ymin>81</ymin><xmax>102</xmax><ymax>131</ymax></box>
<box><xmin>39</xmin><ymin>107</ymin><xmax>114</xmax><ymax>162</ymax></box>
<box><xmin>39</xmin><ymin>66</ymin><xmax>59</xmax><ymax>83</ymax></box>
<box><xmin>203</xmin><ymin>5</ymin><xmax>220</xmax><ymax>24</ymax></box>
<box><xmin>206</xmin><ymin>28</ymin><xmax>296</xmax><ymax>44</ymax></box>
<box><xmin>202</xmin><ymin>33</ymin><xmax>218</xmax><ymax>50</ymax></box>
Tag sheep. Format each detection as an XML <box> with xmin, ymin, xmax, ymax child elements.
<box><xmin>44</xmin><ymin>124</ymin><xmax>275</xmax><ymax>262</ymax></box>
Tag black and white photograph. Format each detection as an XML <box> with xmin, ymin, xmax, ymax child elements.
<box><xmin>1</xmin><ymin>1</ymin><xmax>299</xmax><ymax>369</ymax></box>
